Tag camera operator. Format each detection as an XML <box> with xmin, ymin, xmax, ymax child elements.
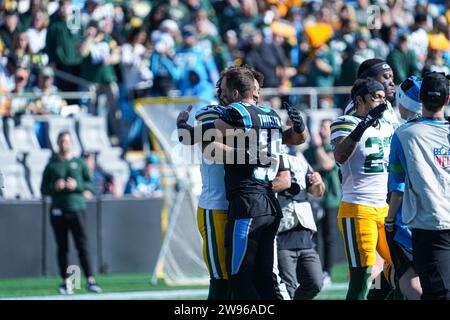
<box><xmin>272</xmin><ymin>150</ymin><xmax>325</xmax><ymax>300</ymax></box>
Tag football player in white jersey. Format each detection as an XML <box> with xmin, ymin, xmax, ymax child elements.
<box><xmin>331</xmin><ymin>79</ymin><xmax>395</xmax><ymax>300</ymax></box>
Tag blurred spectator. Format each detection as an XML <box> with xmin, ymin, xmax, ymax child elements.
<box><xmin>244</xmin><ymin>29</ymin><xmax>286</xmax><ymax>88</ymax></box>
<box><xmin>175</xmin><ymin>25</ymin><xmax>219</xmax><ymax>93</ymax></box>
<box><xmin>144</xmin><ymin>3</ymin><xmax>170</xmax><ymax>34</ymax></box>
<box><xmin>434</xmin><ymin>15</ymin><xmax>450</xmax><ymax>40</ymax></box>
<box><xmin>9</xmin><ymin>66</ymin><xmax>31</xmax><ymax>116</ymax></box>
<box><xmin>298</xmin><ymin>8</ymin><xmax>338</xmax><ymax>89</ymax></box>
<box><xmin>83</xmin><ymin>151</ymin><xmax>123</xmax><ymax>197</ymax></box>
<box><xmin>184</xmin><ymin>0</ymin><xmax>217</xmax><ymax>24</ymax></box>
<box><xmin>180</xmin><ymin>68</ymin><xmax>215</xmax><ymax>101</ymax></box>
<box><xmin>28</xmin><ymin>66</ymin><xmax>67</xmax><ymax>115</ymax></box>
<box><xmin>159</xmin><ymin>19</ymin><xmax>181</xmax><ymax>46</ymax></box>
<box><xmin>165</xmin><ymin>0</ymin><xmax>190</xmax><ymax>25</ymax></box>
<box><xmin>380</xmin><ymin>24</ymin><xmax>398</xmax><ymax>52</ymax></box>
<box><xmin>45</xmin><ymin>0</ymin><xmax>82</xmax><ymax>92</ymax></box>
<box><xmin>329</xmin><ymin>19</ymin><xmax>357</xmax><ymax>69</ymax></box>
<box><xmin>80</xmin><ymin>0</ymin><xmax>115</xmax><ymax>30</ymax></box>
<box><xmin>150</xmin><ymin>31</ymin><xmax>179</xmax><ymax>96</ymax></box>
<box><xmin>0</xmin><ymin>9</ymin><xmax>21</xmax><ymax>56</ymax></box>
<box><xmin>120</xmin><ymin>27</ymin><xmax>153</xmax><ymax>98</ymax></box>
<box><xmin>387</xmin><ymin>34</ymin><xmax>420</xmax><ymax>84</ymax></box>
<box><xmin>125</xmin><ymin>154</ymin><xmax>163</xmax><ymax>198</ymax></box>
<box><xmin>78</xmin><ymin>19</ymin><xmax>121</xmax><ymax>143</ymax></box>
<box><xmin>428</xmin><ymin>17</ymin><xmax>450</xmax><ymax>55</ymax></box>
<box><xmin>422</xmin><ymin>49</ymin><xmax>450</xmax><ymax>76</ymax></box>
<box><xmin>215</xmin><ymin>0</ymin><xmax>243</xmax><ymax>33</ymax></box>
<box><xmin>391</xmin><ymin>0</ymin><xmax>414</xmax><ymax>31</ymax></box>
<box><xmin>13</xmin><ymin>31</ymin><xmax>32</xmax><ymax>69</ymax></box>
<box><xmin>301</xmin><ymin>40</ymin><xmax>339</xmax><ymax>89</ymax></box>
<box><xmin>20</xmin><ymin>0</ymin><xmax>48</xmax><ymax>30</ymax></box>
<box><xmin>194</xmin><ymin>9</ymin><xmax>229</xmax><ymax>73</ymax></box>
<box><xmin>0</xmin><ymin>55</ymin><xmax>17</xmax><ymax>91</ymax></box>
<box><xmin>224</xmin><ymin>29</ymin><xmax>242</xmax><ymax>67</ymax></box>
<box><xmin>26</xmin><ymin>10</ymin><xmax>49</xmax><ymax>54</ymax></box>
<box><xmin>408</xmin><ymin>11</ymin><xmax>430</xmax><ymax>70</ymax></box>
<box><xmin>235</xmin><ymin>0</ymin><xmax>260</xmax><ymax>35</ymax></box>
<box><xmin>339</xmin><ymin>31</ymin><xmax>375</xmax><ymax>87</ymax></box>
<box><xmin>367</xmin><ymin>28</ymin><xmax>390</xmax><ymax>60</ymax></box>
<box><xmin>354</xmin><ymin>0</ymin><xmax>370</xmax><ymax>27</ymax></box>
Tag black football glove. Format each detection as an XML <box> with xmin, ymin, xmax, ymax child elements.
<box><xmin>349</xmin><ymin>103</ymin><xmax>387</xmax><ymax>142</ymax></box>
<box><xmin>361</xmin><ymin>103</ymin><xmax>388</xmax><ymax>129</ymax></box>
<box><xmin>284</xmin><ymin>102</ymin><xmax>305</xmax><ymax>133</ymax></box>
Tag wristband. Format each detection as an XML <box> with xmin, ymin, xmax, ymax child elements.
<box><xmin>348</xmin><ymin>122</ymin><xmax>366</xmax><ymax>142</ymax></box>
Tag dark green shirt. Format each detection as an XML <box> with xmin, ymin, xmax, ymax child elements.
<box><xmin>303</xmin><ymin>143</ymin><xmax>342</xmax><ymax>208</ymax></box>
<box><xmin>79</xmin><ymin>35</ymin><xmax>117</xmax><ymax>84</ymax></box>
<box><xmin>41</xmin><ymin>156</ymin><xmax>94</xmax><ymax>211</ymax></box>
<box><xmin>45</xmin><ymin>15</ymin><xmax>83</xmax><ymax>67</ymax></box>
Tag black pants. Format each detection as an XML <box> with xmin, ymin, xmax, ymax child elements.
<box><xmin>317</xmin><ymin>207</ymin><xmax>339</xmax><ymax>273</ymax></box>
<box><xmin>412</xmin><ymin>228</ymin><xmax>450</xmax><ymax>300</ymax></box>
<box><xmin>50</xmin><ymin>209</ymin><xmax>93</xmax><ymax>280</ymax></box>
<box><xmin>225</xmin><ymin>215</ymin><xmax>281</xmax><ymax>300</ymax></box>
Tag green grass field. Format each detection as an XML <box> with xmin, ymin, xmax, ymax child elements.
<box><xmin>0</xmin><ymin>264</ymin><xmax>349</xmax><ymax>300</ymax></box>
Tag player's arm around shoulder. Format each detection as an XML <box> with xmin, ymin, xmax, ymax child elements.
<box><xmin>282</xmin><ymin>125</ymin><xmax>308</xmax><ymax>145</ymax></box>
<box><xmin>177</xmin><ymin>105</ymin><xmax>225</xmax><ymax>145</ymax></box>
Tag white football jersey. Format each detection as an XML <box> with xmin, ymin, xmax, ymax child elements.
<box><xmin>195</xmin><ymin>105</ymin><xmax>228</xmax><ymax>210</ymax></box>
<box><xmin>331</xmin><ymin>114</ymin><xmax>396</xmax><ymax>207</ymax></box>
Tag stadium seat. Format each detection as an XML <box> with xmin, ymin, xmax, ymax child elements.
<box><xmin>76</xmin><ymin>115</ymin><xmax>117</xmax><ymax>153</ymax></box>
<box><xmin>97</xmin><ymin>150</ymin><xmax>130</xmax><ymax>191</ymax></box>
<box><xmin>24</xmin><ymin>150</ymin><xmax>52</xmax><ymax>199</ymax></box>
<box><xmin>0</xmin><ymin>152</ymin><xmax>33</xmax><ymax>200</ymax></box>
<box><xmin>45</xmin><ymin>116</ymin><xmax>82</xmax><ymax>157</ymax></box>
<box><xmin>5</xmin><ymin>116</ymin><xmax>42</xmax><ymax>152</ymax></box>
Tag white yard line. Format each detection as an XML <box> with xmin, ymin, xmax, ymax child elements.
<box><xmin>2</xmin><ymin>283</ymin><xmax>348</xmax><ymax>300</ymax></box>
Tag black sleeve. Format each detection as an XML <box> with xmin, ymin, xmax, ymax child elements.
<box><xmin>221</xmin><ymin>107</ymin><xmax>245</xmax><ymax>128</ymax></box>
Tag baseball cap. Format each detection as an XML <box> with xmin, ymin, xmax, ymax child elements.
<box><xmin>159</xmin><ymin>19</ymin><xmax>179</xmax><ymax>33</ymax></box>
<box><xmin>181</xmin><ymin>25</ymin><xmax>197</xmax><ymax>38</ymax></box>
<box><xmin>420</xmin><ymin>72</ymin><xmax>449</xmax><ymax>108</ymax></box>
<box><xmin>4</xmin><ymin>9</ymin><xmax>17</xmax><ymax>16</ymax></box>
<box><xmin>396</xmin><ymin>76</ymin><xmax>422</xmax><ymax>113</ymax></box>
<box><xmin>40</xmin><ymin>66</ymin><xmax>54</xmax><ymax>78</ymax></box>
